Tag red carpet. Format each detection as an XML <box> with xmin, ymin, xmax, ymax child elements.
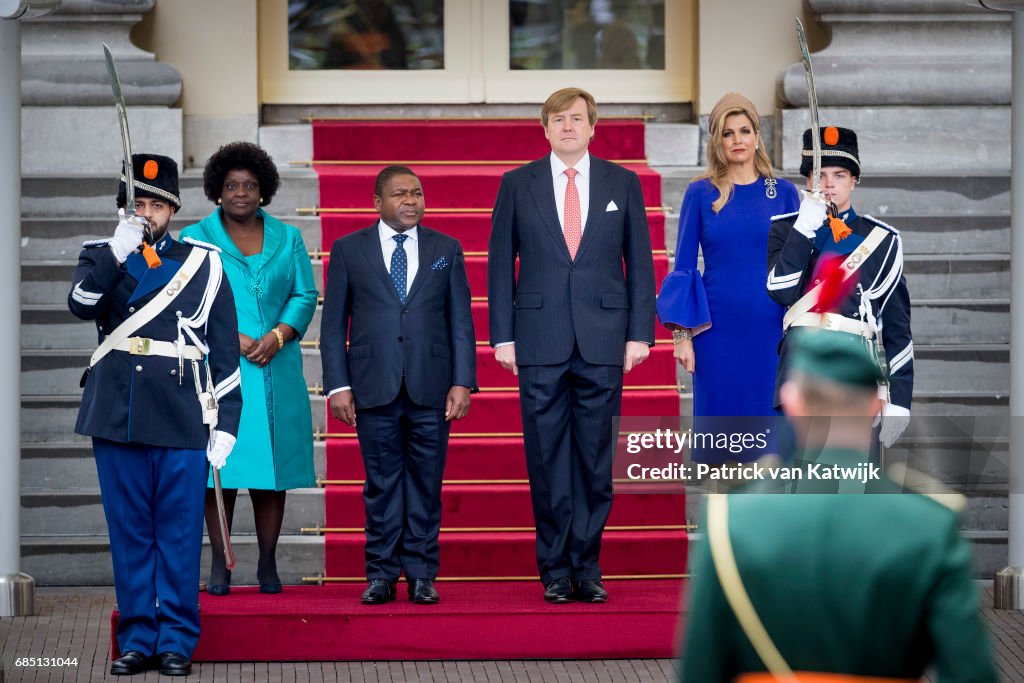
<box><xmin>320</xmin><ymin>253</ymin><xmax>671</xmax><ymax>301</ymax></box>
<box><xmin>312</xmin><ymin>119</ymin><xmax>648</xmax><ymax>163</ymax></box>
<box><xmin>325</xmin><ymin>484</ymin><xmax>685</xmax><ymax>529</ymax></box>
<box><xmin>114</xmin><ymin>119</ymin><xmax>687</xmax><ymax>662</ymax></box>
<box><xmin>322</xmin><ymin>211</ymin><xmax>668</xmax><ymax>251</ymax></box>
<box><xmin>325</xmin><ymin>530</ymin><xmax>688</xmax><ymax>579</ymax></box>
<box><xmin>115</xmin><ymin>581</ymin><xmax>686</xmax><ymax>661</ymax></box>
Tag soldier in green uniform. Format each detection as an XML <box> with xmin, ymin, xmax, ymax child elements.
<box><xmin>680</xmin><ymin>329</ymin><xmax>997</xmax><ymax>682</ymax></box>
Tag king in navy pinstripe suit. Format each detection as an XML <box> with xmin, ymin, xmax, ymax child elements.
<box><xmin>487</xmin><ymin>88</ymin><xmax>657</xmax><ymax>603</ymax></box>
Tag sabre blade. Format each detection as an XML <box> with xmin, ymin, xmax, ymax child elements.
<box><xmin>102</xmin><ymin>43</ymin><xmax>135</xmax><ymax>214</ymax></box>
<box><xmin>795</xmin><ymin>18</ymin><xmax>822</xmax><ymax>195</ymax></box>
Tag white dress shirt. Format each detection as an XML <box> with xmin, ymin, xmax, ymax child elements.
<box><xmin>378</xmin><ymin>220</ymin><xmax>419</xmax><ymax>295</ymax></box>
<box><xmin>550</xmin><ymin>151</ymin><xmax>591</xmax><ymax>235</ymax></box>
<box><xmin>328</xmin><ymin>221</ymin><xmax>420</xmax><ymax>397</ymax></box>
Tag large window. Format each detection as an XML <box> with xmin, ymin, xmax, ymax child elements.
<box><xmin>259</xmin><ymin>0</ymin><xmax>693</xmax><ymax>104</ymax></box>
<box><xmin>510</xmin><ymin>0</ymin><xmax>665</xmax><ymax>70</ymax></box>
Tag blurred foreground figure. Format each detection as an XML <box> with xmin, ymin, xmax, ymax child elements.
<box><xmin>680</xmin><ymin>329</ymin><xmax>996</xmax><ymax>683</ymax></box>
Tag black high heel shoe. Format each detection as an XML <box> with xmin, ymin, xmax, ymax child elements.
<box><xmin>207</xmin><ymin>570</ymin><xmax>231</xmax><ymax>596</ymax></box>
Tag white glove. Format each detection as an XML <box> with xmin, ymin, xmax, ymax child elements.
<box><xmin>207</xmin><ymin>430</ymin><xmax>236</xmax><ymax>470</ymax></box>
<box><xmin>793</xmin><ymin>191</ymin><xmax>828</xmax><ymax>239</ymax></box>
<box><xmin>109</xmin><ymin>209</ymin><xmax>147</xmax><ymax>263</ymax></box>
<box><xmin>879</xmin><ymin>403</ymin><xmax>910</xmax><ymax>448</ymax></box>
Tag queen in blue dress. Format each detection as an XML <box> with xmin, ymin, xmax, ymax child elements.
<box><xmin>656</xmin><ymin>93</ymin><xmax>799</xmax><ymax>462</ymax></box>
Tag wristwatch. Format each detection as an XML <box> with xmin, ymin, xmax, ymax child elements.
<box><xmin>672</xmin><ymin>328</ymin><xmax>692</xmax><ymax>344</ymax></box>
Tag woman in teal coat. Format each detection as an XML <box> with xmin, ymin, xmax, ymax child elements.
<box><xmin>181</xmin><ymin>142</ymin><xmax>318</xmax><ymax>595</ymax></box>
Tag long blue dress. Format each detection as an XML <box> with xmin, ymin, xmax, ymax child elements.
<box><xmin>657</xmin><ymin>176</ymin><xmax>799</xmax><ymax>437</ymax></box>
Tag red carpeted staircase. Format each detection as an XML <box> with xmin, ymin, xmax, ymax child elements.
<box><xmin>127</xmin><ymin>119</ymin><xmax>688</xmax><ymax>661</ymax></box>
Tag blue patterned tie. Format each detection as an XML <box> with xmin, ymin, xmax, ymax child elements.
<box><xmin>390</xmin><ymin>233</ymin><xmax>408</xmax><ymax>304</ymax></box>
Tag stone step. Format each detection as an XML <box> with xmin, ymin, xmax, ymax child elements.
<box><xmin>21</xmin><ymin>488</ymin><xmax>324</xmax><ymax>537</ymax></box>
<box><xmin>20</xmin><ymin>216</ymin><xmax>323</xmax><ymax>260</ymax></box>
<box><xmin>655</xmin><ymin>170</ymin><xmax>1010</xmax><ymax>218</ymax></box>
<box><xmin>20</xmin><ymin>395</ymin><xmax>330</xmax><ymax>443</ymax></box>
<box><xmin>20</xmin><ymin>441</ymin><xmax>327</xmax><ymax>490</ymax></box>
<box><xmin>21</xmin><ymin>170</ymin><xmax>321</xmax><ymax>219</ymax></box>
<box><xmin>20</xmin><ymin>535</ymin><xmax>325</xmax><ymax>587</ymax></box>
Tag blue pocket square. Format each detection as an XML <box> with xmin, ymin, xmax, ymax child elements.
<box><xmin>431</xmin><ymin>257</ymin><xmax>449</xmax><ymax>270</ymax></box>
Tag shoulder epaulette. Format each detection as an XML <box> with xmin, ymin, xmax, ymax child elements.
<box><xmin>182</xmin><ymin>237</ymin><xmax>222</xmax><ymax>253</ymax></box>
<box><xmin>863</xmin><ymin>215</ymin><xmax>900</xmax><ymax>235</ymax></box>
<box><xmin>770</xmin><ymin>211</ymin><xmax>799</xmax><ymax>222</ymax></box>
<box><xmin>886</xmin><ymin>463</ymin><xmax>966</xmax><ymax>513</ymax></box>
<box><xmin>82</xmin><ymin>238</ymin><xmax>111</xmax><ymax>248</ymax></box>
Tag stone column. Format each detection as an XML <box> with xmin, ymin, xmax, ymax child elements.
<box><xmin>776</xmin><ymin>0</ymin><xmax>1011</xmax><ymax>172</ymax></box>
<box><xmin>21</xmin><ymin>0</ymin><xmax>183</xmax><ymax>173</ymax></box>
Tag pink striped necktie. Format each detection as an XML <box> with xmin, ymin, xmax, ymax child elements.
<box><xmin>563</xmin><ymin>167</ymin><xmax>582</xmax><ymax>259</ymax></box>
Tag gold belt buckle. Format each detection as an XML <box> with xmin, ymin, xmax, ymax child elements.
<box><xmin>129</xmin><ymin>337</ymin><xmax>152</xmax><ymax>355</ymax></box>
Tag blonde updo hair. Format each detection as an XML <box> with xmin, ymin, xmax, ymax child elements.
<box><xmin>699</xmin><ymin>93</ymin><xmax>776</xmax><ymax>213</ymax></box>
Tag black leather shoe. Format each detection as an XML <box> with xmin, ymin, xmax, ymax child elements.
<box><xmin>110</xmin><ymin>650</ymin><xmax>151</xmax><ymax>676</ymax></box>
<box><xmin>361</xmin><ymin>579</ymin><xmax>397</xmax><ymax>604</ymax></box>
<box><xmin>575</xmin><ymin>578</ymin><xmax>608</xmax><ymax>603</ymax></box>
<box><xmin>260</xmin><ymin>581</ymin><xmax>283</xmax><ymax>594</ymax></box>
<box><xmin>409</xmin><ymin>578</ymin><xmax>440</xmax><ymax>604</ymax></box>
<box><xmin>543</xmin><ymin>577</ymin><xmax>575</xmax><ymax>603</ymax></box>
<box><xmin>158</xmin><ymin>652</ymin><xmax>191</xmax><ymax>676</ymax></box>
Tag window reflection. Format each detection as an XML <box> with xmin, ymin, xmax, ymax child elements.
<box><xmin>288</xmin><ymin>0</ymin><xmax>444</xmax><ymax>70</ymax></box>
<box><xmin>510</xmin><ymin>0</ymin><xmax>665</xmax><ymax>70</ymax></box>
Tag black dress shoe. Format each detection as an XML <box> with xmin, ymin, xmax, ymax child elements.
<box><xmin>158</xmin><ymin>652</ymin><xmax>191</xmax><ymax>676</ymax></box>
<box><xmin>260</xmin><ymin>581</ymin><xmax>283</xmax><ymax>594</ymax></box>
<box><xmin>207</xmin><ymin>569</ymin><xmax>231</xmax><ymax>596</ymax></box>
<box><xmin>409</xmin><ymin>578</ymin><xmax>440</xmax><ymax>604</ymax></box>
<box><xmin>575</xmin><ymin>578</ymin><xmax>608</xmax><ymax>603</ymax></box>
<box><xmin>361</xmin><ymin>579</ymin><xmax>397</xmax><ymax>604</ymax></box>
<box><xmin>543</xmin><ymin>577</ymin><xmax>575</xmax><ymax>603</ymax></box>
<box><xmin>110</xmin><ymin>650</ymin><xmax>151</xmax><ymax>676</ymax></box>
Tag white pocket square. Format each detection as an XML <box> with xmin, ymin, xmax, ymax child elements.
<box><xmin>606</xmin><ymin>200</ymin><xmax>619</xmax><ymax>212</ymax></box>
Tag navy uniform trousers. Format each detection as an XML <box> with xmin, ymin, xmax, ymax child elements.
<box><xmin>94</xmin><ymin>438</ymin><xmax>208</xmax><ymax>656</ymax></box>
<box><xmin>518</xmin><ymin>345</ymin><xmax>624</xmax><ymax>585</ymax></box>
<box><xmin>355</xmin><ymin>382</ymin><xmax>449</xmax><ymax>580</ymax></box>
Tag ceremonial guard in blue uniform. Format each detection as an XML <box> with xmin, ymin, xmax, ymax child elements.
<box><xmin>767</xmin><ymin>127</ymin><xmax>913</xmax><ymax>448</ymax></box>
<box><xmin>68</xmin><ymin>154</ymin><xmax>242</xmax><ymax>677</ymax></box>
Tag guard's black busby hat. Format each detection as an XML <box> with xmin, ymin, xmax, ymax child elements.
<box><xmin>116</xmin><ymin>153</ymin><xmax>182</xmax><ymax>210</ymax></box>
<box><xmin>800</xmin><ymin>126</ymin><xmax>860</xmax><ymax>179</ymax></box>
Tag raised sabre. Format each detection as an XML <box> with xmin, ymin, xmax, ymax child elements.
<box><xmin>102</xmin><ymin>43</ymin><xmax>161</xmax><ymax>269</ymax></box>
<box><xmin>795</xmin><ymin>18</ymin><xmax>823</xmax><ymax>195</ymax></box>
<box><xmin>795</xmin><ymin>18</ymin><xmax>843</xmax><ymax>224</ymax></box>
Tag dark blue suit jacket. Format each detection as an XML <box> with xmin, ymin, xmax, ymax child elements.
<box><xmin>321</xmin><ymin>225</ymin><xmax>477</xmax><ymax>410</ymax></box>
<box><xmin>68</xmin><ymin>234</ymin><xmax>242</xmax><ymax>449</ymax></box>
<box><xmin>487</xmin><ymin>155</ymin><xmax>656</xmax><ymax>366</ymax></box>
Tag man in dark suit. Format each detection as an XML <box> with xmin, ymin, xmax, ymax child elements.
<box><xmin>321</xmin><ymin>165</ymin><xmax>477</xmax><ymax>605</ymax></box>
<box><xmin>487</xmin><ymin>88</ymin><xmax>657</xmax><ymax>603</ymax></box>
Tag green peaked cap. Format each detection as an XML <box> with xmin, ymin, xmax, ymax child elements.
<box><xmin>788</xmin><ymin>328</ymin><xmax>882</xmax><ymax>389</ymax></box>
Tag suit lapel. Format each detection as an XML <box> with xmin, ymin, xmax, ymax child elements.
<box><xmin>528</xmin><ymin>160</ymin><xmax>572</xmax><ymax>262</ymax></box>
<box><xmin>576</xmin><ymin>157</ymin><xmax>609</xmax><ymax>261</ymax></box>
<box><xmin>360</xmin><ymin>227</ymin><xmax>403</xmax><ymax>304</ymax></box>
<box><xmin>405</xmin><ymin>227</ymin><xmax>437</xmax><ymax>306</ymax></box>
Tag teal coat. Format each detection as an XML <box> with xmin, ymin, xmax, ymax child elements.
<box><xmin>181</xmin><ymin>210</ymin><xmax>318</xmax><ymax>490</ymax></box>
<box><xmin>681</xmin><ymin>450</ymin><xmax>997</xmax><ymax>682</ymax></box>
